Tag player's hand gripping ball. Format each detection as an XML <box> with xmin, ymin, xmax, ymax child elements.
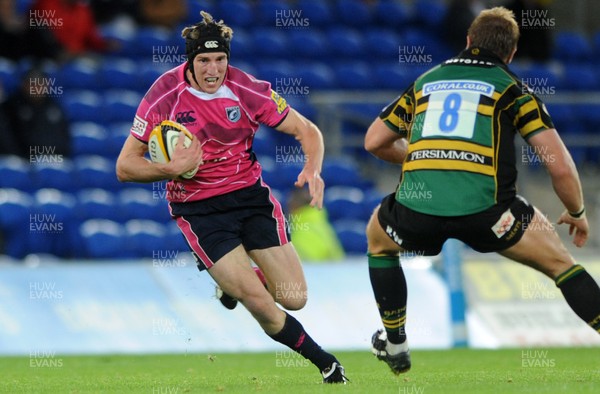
<box><xmin>148</xmin><ymin>120</ymin><xmax>198</xmax><ymax>179</ymax></box>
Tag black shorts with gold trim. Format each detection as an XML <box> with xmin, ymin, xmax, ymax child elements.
<box><xmin>378</xmin><ymin>194</ymin><xmax>535</xmax><ymax>255</ymax></box>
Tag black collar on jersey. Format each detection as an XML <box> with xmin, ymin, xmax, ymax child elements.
<box><xmin>456</xmin><ymin>46</ymin><xmax>505</xmax><ymax>66</ymax></box>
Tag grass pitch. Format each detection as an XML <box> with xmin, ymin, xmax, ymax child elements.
<box><xmin>1</xmin><ymin>348</ymin><xmax>599</xmax><ymax>393</ymax></box>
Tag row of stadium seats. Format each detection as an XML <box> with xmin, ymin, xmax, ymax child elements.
<box><xmin>0</xmin><ymin>151</ymin><xmax>375</xmax><ymax>192</ymax></box>
<box><xmin>0</xmin><ymin>185</ymin><xmax>376</xmax><ymax>259</ymax></box>
<box><xmin>4</xmin><ymin>60</ymin><xmax>600</xmax><ymax>114</ymax></box>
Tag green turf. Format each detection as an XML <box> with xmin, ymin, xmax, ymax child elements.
<box><xmin>1</xmin><ymin>348</ymin><xmax>599</xmax><ymax>393</ymax></box>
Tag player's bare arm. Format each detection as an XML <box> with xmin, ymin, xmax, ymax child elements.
<box><xmin>276</xmin><ymin>108</ymin><xmax>325</xmax><ymax>209</ymax></box>
<box><xmin>527</xmin><ymin>128</ymin><xmax>589</xmax><ymax>247</ymax></box>
<box><xmin>364</xmin><ymin>117</ymin><xmax>407</xmax><ymax>164</ymax></box>
<box><xmin>116</xmin><ymin>133</ymin><xmax>202</xmax><ymax>183</ymax></box>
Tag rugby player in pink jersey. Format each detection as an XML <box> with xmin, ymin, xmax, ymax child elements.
<box><xmin>116</xmin><ymin>11</ymin><xmax>347</xmax><ymax>384</ymax></box>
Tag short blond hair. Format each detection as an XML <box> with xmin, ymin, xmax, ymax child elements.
<box><xmin>467</xmin><ymin>7</ymin><xmax>519</xmax><ymax>60</ymax></box>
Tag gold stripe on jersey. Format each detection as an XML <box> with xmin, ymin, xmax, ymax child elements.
<box><xmin>381</xmin><ymin>94</ymin><xmax>414</xmax><ymax>133</ymax></box>
<box><xmin>514</xmin><ymin>96</ymin><xmax>553</xmax><ymax>138</ymax></box>
<box><xmin>403</xmin><ymin>159</ymin><xmax>495</xmax><ymax>176</ymax></box>
<box><xmin>408</xmin><ymin>139</ymin><xmax>494</xmax><ymax>157</ymax></box>
<box><xmin>477</xmin><ymin>103</ymin><xmax>494</xmax><ymax>116</ymax></box>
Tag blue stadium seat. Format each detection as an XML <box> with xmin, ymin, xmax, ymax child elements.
<box><xmin>374</xmin><ymin>0</ymin><xmax>410</xmax><ymax>26</ymax></box>
<box><xmin>520</xmin><ymin>63</ymin><xmax>561</xmax><ymax>92</ymax></box>
<box><xmin>324</xmin><ymin>186</ymin><xmax>368</xmax><ymax>221</ymax></box>
<box><xmin>594</xmin><ymin>31</ymin><xmax>600</xmax><ymax>60</ymax></box>
<box><xmin>544</xmin><ymin>104</ymin><xmax>579</xmax><ymax>134</ymax></box>
<box><xmin>218</xmin><ymin>0</ymin><xmax>254</xmax><ymax>27</ymax></box>
<box><xmin>118</xmin><ymin>188</ymin><xmax>170</xmax><ymax>223</ymax></box>
<box><xmin>100</xmin><ymin>59</ymin><xmax>142</xmax><ymax>91</ymax></box>
<box><xmin>31</xmin><ymin>188</ymin><xmax>77</xmax><ymax>257</ymax></box>
<box><xmin>561</xmin><ymin>64</ymin><xmax>598</xmax><ymax>91</ymax></box>
<box><xmin>131</xmin><ymin>27</ymin><xmax>174</xmax><ymax>57</ymax></box>
<box><xmin>365</xmin><ymin>29</ymin><xmax>400</xmax><ymax>59</ymax></box>
<box><xmin>107</xmin><ymin>123</ymin><xmax>131</xmax><ymax>157</ymax></box>
<box><xmin>167</xmin><ymin>221</ymin><xmax>190</xmax><ymax>252</ymax></box>
<box><xmin>332</xmin><ymin>219</ymin><xmax>368</xmax><ymax>255</ymax></box>
<box><xmin>184</xmin><ymin>0</ymin><xmax>214</xmax><ymax>24</ymax></box>
<box><xmin>138</xmin><ymin>61</ymin><xmax>174</xmax><ymax>91</ymax></box>
<box><xmin>32</xmin><ymin>159</ymin><xmax>75</xmax><ymax>192</ymax></box>
<box><xmin>227</xmin><ymin>29</ymin><xmax>253</xmax><ymax>61</ymax></box>
<box><xmin>251</xmin><ymin>28</ymin><xmax>289</xmax><ymax>58</ymax></box>
<box><xmin>70</xmin><ymin>122</ymin><xmax>110</xmax><ymax>157</ymax></box>
<box><xmin>327</xmin><ymin>27</ymin><xmax>365</xmax><ymax>59</ymax></box>
<box><xmin>322</xmin><ymin>159</ymin><xmax>373</xmax><ymax>189</ymax></box>
<box><xmin>362</xmin><ymin>189</ymin><xmax>386</xmax><ymax>218</ymax></box>
<box><xmin>297</xmin><ymin>0</ymin><xmax>333</xmax><ymax>26</ymax></box>
<box><xmin>99</xmin><ymin>20</ymin><xmax>137</xmax><ymax>57</ymax></box>
<box><xmin>125</xmin><ymin>219</ymin><xmax>168</xmax><ymax>257</ymax></box>
<box><xmin>0</xmin><ymin>58</ymin><xmax>19</xmax><ymax>94</ymax></box>
<box><xmin>56</xmin><ymin>58</ymin><xmax>101</xmax><ymax>91</ymax></box>
<box><xmin>262</xmin><ymin>162</ymin><xmax>303</xmax><ymax>192</ymax></box>
<box><xmin>253</xmin><ymin>126</ymin><xmax>278</xmax><ymax>157</ymax></box>
<box><xmin>257</xmin><ymin>0</ymin><xmax>289</xmax><ymax>25</ymax></box>
<box><xmin>335</xmin><ymin>0</ymin><xmax>373</xmax><ymax>26</ymax></box>
<box><xmin>74</xmin><ymin>155</ymin><xmax>121</xmax><ymax>190</ymax></box>
<box><xmin>63</xmin><ymin>90</ymin><xmax>104</xmax><ymax>123</ymax></box>
<box><xmin>335</xmin><ymin>62</ymin><xmax>371</xmax><ymax>89</ymax></box>
<box><xmin>296</xmin><ymin>62</ymin><xmax>335</xmax><ymax>90</ymax></box>
<box><xmin>374</xmin><ymin>63</ymin><xmax>411</xmax><ymax>89</ymax></box>
<box><xmin>256</xmin><ymin>61</ymin><xmax>294</xmax><ymax>85</ymax></box>
<box><xmin>79</xmin><ymin>219</ymin><xmax>128</xmax><ymax>258</ymax></box>
<box><xmin>288</xmin><ymin>30</ymin><xmax>329</xmax><ymax>59</ymax></box>
<box><xmin>104</xmin><ymin>90</ymin><xmax>141</xmax><ymax>123</ymax></box>
<box><xmin>0</xmin><ymin>155</ymin><xmax>33</xmax><ymax>192</ymax></box>
<box><xmin>0</xmin><ymin>188</ymin><xmax>33</xmax><ymax>258</ymax></box>
<box><xmin>414</xmin><ymin>0</ymin><xmax>447</xmax><ymax>28</ymax></box>
<box><xmin>577</xmin><ymin>104</ymin><xmax>600</xmax><ymax>131</ymax></box>
<box><xmin>76</xmin><ymin>188</ymin><xmax>121</xmax><ymax>223</ymax></box>
<box><xmin>553</xmin><ymin>32</ymin><xmax>593</xmax><ymax>62</ymax></box>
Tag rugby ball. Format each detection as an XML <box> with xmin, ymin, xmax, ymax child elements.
<box><xmin>148</xmin><ymin>120</ymin><xmax>198</xmax><ymax>179</ymax></box>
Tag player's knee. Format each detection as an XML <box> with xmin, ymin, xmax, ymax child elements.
<box><xmin>274</xmin><ymin>284</ymin><xmax>307</xmax><ymax>310</ymax></box>
<box><xmin>278</xmin><ymin>296</ymin><xmax>307</xmax><ymax>311</ymax></box>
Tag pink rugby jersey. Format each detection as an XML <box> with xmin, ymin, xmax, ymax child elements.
<box><xmin>130</xmin><ymin>63</ymin><xmax>290</xmax><ymax>202</ymax></box>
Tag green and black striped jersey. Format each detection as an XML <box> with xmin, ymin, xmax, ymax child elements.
<box><xmin>380</xmin><ymin>47</ymin><xmax>554</xmax><ymax>216</ymax></box>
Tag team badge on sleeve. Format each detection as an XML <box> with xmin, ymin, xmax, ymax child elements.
<box><xmin>270</xmin><ymin>90</ymin><xmax>288</xmax><ymax>114</ymax></box>
<box><xmin>225</xmin><ymin>106</ymin><xmax>241</xmax><ymax>122</ymax></box>
<box><xmin>132</xmin><ymin>115</ymin><xmax>148</xmax><ymax>137</ymax></box>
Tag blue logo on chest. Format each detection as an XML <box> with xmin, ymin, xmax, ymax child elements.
<box><xmin>225</xmin><ymin>106</ymin><xmax>241</xmax><ymax>122</ymax></box>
